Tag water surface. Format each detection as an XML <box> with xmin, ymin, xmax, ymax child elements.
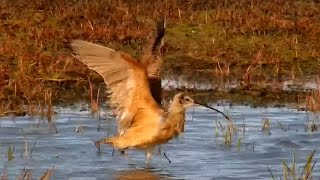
<box><xmin>0</xmin><ymin>104</ymin><xmax>319</xmax><ymax>179</ymax></box>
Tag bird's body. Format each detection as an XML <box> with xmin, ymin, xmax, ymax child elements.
<box><xmin>102</xmin><ymin>92</ymin><xmax>193</xmax><ymax>163</ymax></box>
<box><xmin>103</xmin><ymin>92</ymin><xmax>191</xmax><ymax>149</ymax></box>
<box><xmin>70</xmin><ymin>37</ymin><xmax>194</xmax><ymax>164</ymax></box>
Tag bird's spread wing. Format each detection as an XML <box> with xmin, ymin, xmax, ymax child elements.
<box><xmin>70</xmin><ymin>40</ymin><xmax>162</xmax><ymax>131</ymax></box>
<box><xmin>139</xmin><ymin>19</ymin><xmax>165</xmax><ymax>79</ymax></box>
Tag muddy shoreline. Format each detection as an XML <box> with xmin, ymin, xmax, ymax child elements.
<box><xmin>1</xmin><ymin>75</ymin><xmax>318</xmax><ymax>117</ymax></box>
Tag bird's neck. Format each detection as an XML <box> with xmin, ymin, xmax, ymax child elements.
<box><xmin>168</xmin><ymin>105</ymin><xmax>185</xmax><ymax>114</ymax></box>
<box><xmin>156</xmin><ymin>109</ymin><xmax>185</xmax><ymax>143</ymax></box>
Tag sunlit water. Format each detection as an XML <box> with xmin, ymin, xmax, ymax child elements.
<box><xmin>0</xmin><ymin>104</ymin><xmax>319</xmax><ymax>179</ymax></box>
<box><xmin>162</xmin><ymin>77</ymin><xmax>319</xmax><ymax>91</ymax></box>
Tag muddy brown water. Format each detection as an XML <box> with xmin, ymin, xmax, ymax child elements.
<box><xmin>0</xmin><ymin>102</ymin><xmax>319</xmax><ymax>180</ymax></box>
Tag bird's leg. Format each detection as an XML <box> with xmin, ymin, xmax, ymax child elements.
<box><xmin>121</xmin><ymin>150</ymin><xmax>137</xmax><ymax>166</ymax></box>
<box><xmin>145</xmin><ymin>148</ymin><xmax>154</xmax><ymax>166</ymax></box>
<box><xmin>157</xmin><ymin>146</ymin><xmax>162</xmax><ymax>155</ymax></box>
<box><xmin>119</xmin><ymin>149</ymin><xmax>125</xmax><ymax>155</ymax></box>
<box><xmin>157</xmin><ymin>145</ymin><xmax>171</xmax><ymax>163</ymax></box>
<box><xmin>93</xmin><ymin>139</ymin><xmax>101</xmax><ymax>153</ymax></box>
<box><xmin>146</xmin><ymin>152</ymin><xmax>152</xmax><ymax>166</ymax></box>
<box><xmin>163</xmin><ymin>152</ymin><xmax>171</xmax><ymax>163</ymax></box>
<box><xmin>178</xmin><ymin>133</ymin><xmax>185</xmax><ymax>142</ymax></box>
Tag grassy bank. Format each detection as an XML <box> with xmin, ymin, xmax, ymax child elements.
<box><xmin>0</xmin><ymin>0</ymin><xmax>320</xmax><ymax>115</ymax></box>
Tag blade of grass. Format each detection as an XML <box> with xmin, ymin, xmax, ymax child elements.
<box><xmin>267</xmin><ymin>167</ymin><xmax>277</xmax><ymax>180</ymax></box>
<box><xmin>304</xmin><ymin>160</ymin><xmax>317</xmax><ymax>180</ymax></box>
<box><xmin>299</xmin><ymin>149</ymin><xmax>316</xmax><ymax>180</ymax></box>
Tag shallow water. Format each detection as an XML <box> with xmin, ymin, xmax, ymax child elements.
<box><xmin>162</xmin><ymin>76</ymin><xmax>319</xmax><ymax>91</ymax></box>
<box><xmin>0</xmin><ymin>103</ymin><xmax>319</xmax><ymax>180</ymax></box>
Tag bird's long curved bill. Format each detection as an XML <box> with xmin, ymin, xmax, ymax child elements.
<box><xmin>194</xmin><ymin>101</ymin><xmax>230</xmax><ymax>121</ymax></box>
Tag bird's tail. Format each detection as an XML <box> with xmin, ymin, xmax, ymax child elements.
<box><xmin>99</xmin><ymin>136</ymin><xmax>115</xmax><ymax>144</ymax></box>
<box><xmin>93</xmin><ymin>136</ymin><xmax>115</xmax><ymax>150</ymax></box>
<box><xmin>96</xmin><ymin>136</ymin><xmax>129</xmax><ymax>150</ymax></box>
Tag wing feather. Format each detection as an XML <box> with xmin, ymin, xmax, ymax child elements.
<box><xmin>70</xmin><ymin>40</ymin><xmax>162</xmax><ymax>131</ymax></box>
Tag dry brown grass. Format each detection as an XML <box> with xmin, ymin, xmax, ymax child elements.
<box><xmin>0</xmin><ymin>0</ymin><xmax>320</xmax><ymax>115</ymax></box>
<box><xmin>306</xmin><ymin>76</ymin><xmax>320</xmax><ymax>112</ymax></box>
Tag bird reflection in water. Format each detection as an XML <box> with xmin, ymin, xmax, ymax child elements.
<box><xmin>115</xmin><ymin>169</ymin><xmax>171</xmax><ymax>180</ymax></box>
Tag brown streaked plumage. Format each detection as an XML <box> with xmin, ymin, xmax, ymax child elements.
<box><xmin>74</xmin><ymin>20</ymin><xmax>166</xmax><ymax>157</ymax></box>
<box><xmin>152</xmin><ymin>92</ymin><xmax>193</xmax><ymax>144</ymax></box>
<box><xmin>139</xmin><ymin>19</ymin><xmax>165</xmax><ymax>105</ymax></box>
<box><xmin>102</xmin><ymin>93</ymin><xmax>194</xmax><ymax>164</ymax></box>
<box><xmin>139</xmin><ymin>19</ymin><xmax>165</xmax><ymax>78</ymax></box>
<box><xmin>104</xmin><ymin>92</ymin><xmax>193</xmax><ymax>148</ymax></box>
<box><xmin>70</xmin><ymin>40</ymin><xmax>161</xmax><ymax>134</ymax></box>
<box><xmin>70</xmin><ymin>39</ymin><xmax>195</xmax><ymax>164</ymax></box>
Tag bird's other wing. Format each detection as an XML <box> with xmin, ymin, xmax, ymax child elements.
<box><xmin>139</xmin><ymin>18</ymin><xmax>165</xmax><ymax>79</ymax></box>
<box><xmin>151</xmin><ymin>18</ymin><xmax>166</xmax><ymax>56</ymax></box>
<box><xmin>70</xmin><ymin>40</ymin><xmax>162</xmax><ymax>131</ymax></box>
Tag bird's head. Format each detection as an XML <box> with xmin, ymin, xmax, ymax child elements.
<box><xmin>169</xmin><ymin>92</ymin><xmax>194</xmax><ymax>112</ymax></box>
<box><xmin>168</xmin><ymin>92</ymin><xmax>231</xmax><ymax>121</ymax></box>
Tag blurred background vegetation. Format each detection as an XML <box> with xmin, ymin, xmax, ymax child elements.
<box><xmin>0</xmin><ymin>0</ymin><xmax>319</xmax><ymax>115</ymax></box>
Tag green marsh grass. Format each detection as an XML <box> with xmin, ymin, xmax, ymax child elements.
<box><xmin>262</xmin><ymin>117</ymin><xmax>271</xmax><ymax>134</ymax></box>
<box><xmin>237</xmin><ymin>138</ymin><xmax>241</xmax><ymax>152</ymax></box>
<box><xmin>7</xmin><ymin>145</ymin><xmax>14</xmax><ymax>162</ymax></box>
<box><xmin>268</xmin><ymin>150</ymin><xmax>317</xmax><ymax>180</ymax></box>
<box><xmin>18</xmin><ymin>169</ymin><xmax>32</xmax><ymax>180</ymax></box>
<box><xmin>88</xmin><ymin>76</ymin><xmax>100</xmax><ymax>117</ymax></box>
<box><xmin>0</xmin><ymin>168</ymin><xmax>8</xmax><ymax>180</ymax></box>
<box><xmin>0</xmin><ymin>167</ymin><xmax>54</xmax><ymax>180</ymax></box>
<box><xmin>306</xmin><ymin>121</ymin><xmax>318</xmax><ymax>133</ymax></box>
<box><xmin>40</xmin><ymin>167</ymin><xmax>54</xmax><ymax>180</ymax></box>
<box><xmin>306</xmin><ymin>76</ymin><xmax>320</xmax><ymax>112</ymax></box>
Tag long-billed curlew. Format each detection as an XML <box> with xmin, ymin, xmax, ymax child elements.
<box><xmin>70</xmin><ymin>39</ymin><xmax>229</xmax><ymax>164</ymax></box>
